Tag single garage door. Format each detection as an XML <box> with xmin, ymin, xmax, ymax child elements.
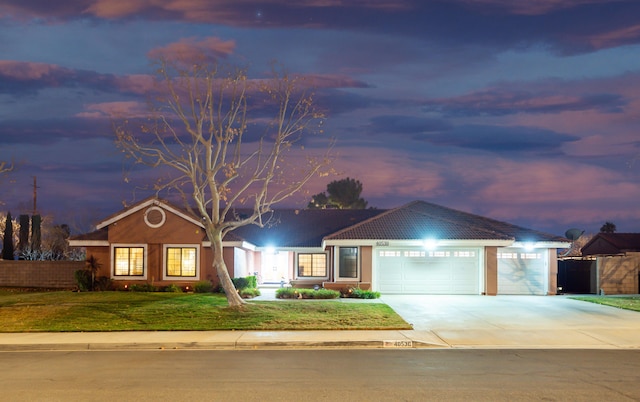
<box><xmin>498</xmin><ymin>248</ymin><xmax>548</xmax><ymax>295</ymax></box>
<box><xmin>376</xmin><ymin>248</ymin><xmax>480</xmax><ymax>294</ymax></box>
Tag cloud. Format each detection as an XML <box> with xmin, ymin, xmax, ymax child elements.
<box><xmin>76</xmin><ymin>101</ymin><xmax>149</xmax><ymax>119</ymax></box>
<box><xmin>367</xmin><ymin>115</ymin><xmax>451</xmax><ymax>135</ymax></box>
<box><xmin>418</xmin><ymin>124</ymin><xmax>579</xmax><ymax>154</ymax></box>
<box><xmin>423</xmin><ymin>88</ymin><xmax>627</xmax><ymax>117</ymax></box>
<box><xmin>147</xmin><ymin>37</ymin><xmax>236</xmax><ymax>63</ymax></box>
<box><xmin>0</xmin><ymin>118</ymin><xmax>112</xmax><ymax>145</ymax></box>
<box><xmin>4</xmin><ymin>1</ymin><xmax>640</xmax><ymax>55</ymax></box>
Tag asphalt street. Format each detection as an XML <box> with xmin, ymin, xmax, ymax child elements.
<box><xmin>2</xmin><ymin>349</ymin><xmax>639</xmax><ymax>401</ymax></box>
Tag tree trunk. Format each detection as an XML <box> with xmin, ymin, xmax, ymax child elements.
<box><xmin>210</xmin><ymin>230</ymin><xmax>245</xmax><ymax>307</ymax></box>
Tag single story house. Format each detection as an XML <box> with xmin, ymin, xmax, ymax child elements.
<box><xmin>581</xmin><ymin>233</ymin><xmax>640</xmax><ymax>295</ymax></box>
<box><xmin>69</xmin><ymin>197</ymin><xmax>570</xmax><ymax>295</ymax></box>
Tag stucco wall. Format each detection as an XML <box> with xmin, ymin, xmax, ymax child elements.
<box><xmin>0</xmin><ymin>260</ymin><xmax>85</xmax><ymax>288</ymax></box>
<box><xmin>598</xmin><ymin>253</ymin><xmax>640</xmax><ymax>295</ymax></box>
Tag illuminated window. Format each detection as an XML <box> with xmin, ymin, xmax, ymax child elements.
<box><xmin>297</xmin><ymin>253</ymin><xmax>327</xmax><ymax>277</ymax></box>
<box><xmin>166</xmin><ymin>247</ymin><xmax>197</xmax><ymax>277</ymax></box>
<box><xmin>404</xmin><ymin>250</ymin><xmax>426</xmax><ymax>257</ymax></box>
<box><xmin>454</xmin><ymin>251</ymin><xmax>476</xmax><ymax>258</ymax></box>
<box><xmin>428</xmin><ymin>251</ymin><xmax>450</xmax><ymax>257</ymax></box>
<box><xmin>114</xmin><ymin>247</ymin><xmax>144</xmax><ymax>276</ymax></box>
<box><xmin>379</xmin><ymin>251</ymin><xmax>401</xmax><ymax>257</ymax></box>
<box><xmin>339</xmin><ymin>247</ymin><xmax>358</xmax><ymax>278</ymax></box>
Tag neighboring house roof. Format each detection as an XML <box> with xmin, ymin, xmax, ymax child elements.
<box><xmin>229</xmin><ymin>208</ymin><xmax>386</xmax><ymax>247</ymax></box>
<box><xmin>581</xmin><ymin>233</ymin><xmax>640</xmax><ymax>256</ymax></box>
<box><xmin>325</xmin><ymin>200</ymin><xmax>568</xmax><ymax>243</ymax></box>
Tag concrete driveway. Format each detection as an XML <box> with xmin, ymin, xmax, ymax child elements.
<box><xmin>381</xmin><ymin>295</ymin><xmax>640</xmax><ymax>348</ymax></box>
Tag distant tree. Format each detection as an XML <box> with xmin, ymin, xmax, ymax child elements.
<box><xmin>114</xmin><ymin>59</ymin><xmax>331</xmax><ymax>307</ymax></box>
<box><xmin>2</xmin><ymin>212</ymin><xmax>14</xmax><ymax>260</ymax></box>
<box><xmin>18</xmin><ymin>214</ymin><xmax>29</xmax><ymax>254</ymax></box>
<box><xmin>308</xmin><ymin>177</ymin><xmax>368</xmax><ymax>209</ymax></box>
<box><xmin>0</xmin><ymin>160</ymin><xmax>12</xmax><ymax>175</ymax></box>
<box><xmin>600</xmin><ymin>222</ymin><xmax>617</xmax><ymax>233</ymax></box>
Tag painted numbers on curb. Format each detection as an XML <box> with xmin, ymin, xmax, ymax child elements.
<box><xmin>383</xmin><ymin>340</ymin><xmax>413</xmax><ymax>348</ymax></box>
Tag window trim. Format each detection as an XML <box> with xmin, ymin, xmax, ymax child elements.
<box><xmin>111</xmin><ymin>244</ymin><xmax>148</xmax><ymax>280</ymax></box>
<box><xmin>296</xmin><ymin>252</ymin><xmax>329</xmax><ymax>279</ymax></box>
<box><xmin>162</xmin><ymin>244</ymin><xmax>200</xmax><ymax>281</ymax></box>
<box><xmin>336</xmin><ymin>246</ymin><xmax>360</xmax><ymax>281</ymax></box>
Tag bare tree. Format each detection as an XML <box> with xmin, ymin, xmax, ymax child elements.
<box><xmin>115</xmin><ymin>60</ymin><xmax>331</xmax><ymax>307</ymax></box>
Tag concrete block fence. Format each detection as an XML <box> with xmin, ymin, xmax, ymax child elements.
<box><xmin>0</xmin><ymin>260</ymin><xmax>85</xmax><ymax>288</ymax></box>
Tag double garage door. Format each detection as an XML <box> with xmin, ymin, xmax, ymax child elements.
<box><xmin>376</xmin><ymin>248</ymin><xmax>481</xmax><ymax>294</ymax></box>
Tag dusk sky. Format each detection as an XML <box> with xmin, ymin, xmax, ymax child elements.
<box><xmin>1</xmin><ymin>0</ymin><xmax>639</xmax><ymax>236</ymax></box>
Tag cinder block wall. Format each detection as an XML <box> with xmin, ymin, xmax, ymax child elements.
<box><xmin>0</xmin><ymin>261</ymin><xmax>85</xmax><ymax>288</ymax></box>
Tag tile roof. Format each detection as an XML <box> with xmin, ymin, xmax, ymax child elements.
<box><xmin>69</xmin><ymin>227</ymin><xmax>108</xmax><ymax>242</ymax></box>
<box><xmin>325</xmin><ymin>200</ymin><xmax>568</xmax><ymax>242</ymax></box>
<box><xmin>581</xmin><ymin>233</ymin><xmax>640</xmax><ymax>256</ymax></box>
<box><xmin>228</xmin><ymin>208</ymin><xmax>386</xmax><ymax>247</ymax></box>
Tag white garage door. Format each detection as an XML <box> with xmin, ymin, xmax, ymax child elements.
<box><xmin>498</xmin><ymin>248</ymin><xmax>548</xmax><ymax>295</ymax></box>
<box><xmin>376</xmin><ymin>248</ymin><xmax>480</xmax><ymax>294</ymax></box>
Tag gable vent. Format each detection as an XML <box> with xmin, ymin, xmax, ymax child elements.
<box><xmin>144</xmin><ymin>206</ymin><xmax>166</xmax><ymax>228</ymax></box>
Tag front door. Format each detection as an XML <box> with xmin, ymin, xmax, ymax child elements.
<box><xmin>260</xmin><ymin>251</ymin><xmax>290</xmax><ymax>284</ymax></box>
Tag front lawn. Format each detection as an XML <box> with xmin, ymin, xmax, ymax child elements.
<box><xmin>0</xmin><ymin>290</ymin><xmax>410</xmax><ymax>332</ymax></box>
<box><xmin>570</xmin><ymin>296</ymin><xmax>640</xmax><ymax>312</ymax></box>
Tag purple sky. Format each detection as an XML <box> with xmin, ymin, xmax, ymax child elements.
<box><xmin>1</xmin><ymin>0</ymin><xmax>639</xmax><ymax>235</ymax></box>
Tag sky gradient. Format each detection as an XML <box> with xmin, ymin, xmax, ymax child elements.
<box><xmin>1</xmin><ymin>0</ymin><xmax>639</xmax><ymax>235</ymax></box>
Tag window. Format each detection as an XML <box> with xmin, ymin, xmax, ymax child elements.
<box><xmin>166</xmin><ymin>247</ymin><xmax>197</xmax><ymax>277</ymax></box>
<box><xmin>114</xmin><ymin>247</ymin><xmax>145</xmax><ymax>276</ymax></box>
<box><xmin>297</xmin><ymin>253</ymin><xmax>327</xmax><ymax>277</ymax></box>
<box><xmin>338</xmin><ymin>247</ymin><xmax>358</xmax><ymax>278</ymax></box>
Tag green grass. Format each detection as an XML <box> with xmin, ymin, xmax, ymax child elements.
<box><xmin>570</xmin><ymin>296</ymin><xmax>640</xmax><ymax>312</ymax></box>
<box><xmin>0</xmin><ymin>290</ymin><xmax>410</xmax><ymax>332</ymax></box>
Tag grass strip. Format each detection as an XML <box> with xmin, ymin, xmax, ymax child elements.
<box><xmin>570</xmin><ymin>296</ymin><xmax>640</xmax><ymax>312</ymax></box>
<box><xmin>0</xmin><ymin>290</ymin><xmax>410</xmax><ymax>332</ymax></box>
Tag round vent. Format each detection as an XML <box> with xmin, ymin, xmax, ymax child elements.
<box><xmin>144</xmin><ymin>206</ymin><xmax>166</xmax><ymax>228</ymax></box>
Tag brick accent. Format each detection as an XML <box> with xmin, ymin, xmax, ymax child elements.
<box><xmin>0</xmin><ymin>261</ymin><xmax>85</xmax><ymax>288</ymax></box>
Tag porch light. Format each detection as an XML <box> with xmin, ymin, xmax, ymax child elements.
<box><xmin>265</xmin><ymin>246</ymin><xmax>277</xmax><ymax>255</ymax></box>
<box><xmin>523</xmin><ymin>242</ymin><xmax>535</xmax><ymax>251</ymax></box>
<box><xmin>423</xmin><ymin>239</ymin><xmax>438</xmax><ymax>250</ymax></box>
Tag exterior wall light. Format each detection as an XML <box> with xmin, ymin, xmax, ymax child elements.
<box><xmin>423</xmin><ymin>239</ymin><xmax>438</xmax><ymax>250</ymax></box>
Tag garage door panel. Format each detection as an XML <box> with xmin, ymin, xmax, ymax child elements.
<box><xmin>498</xmin><ymin>248</ymin><xmax>547</xmax><ymax>295</ymax></box>
<box><xmin>377</xmin><ymin>248</ymin><xmax>480</xmax><ymax>295</ymax></box>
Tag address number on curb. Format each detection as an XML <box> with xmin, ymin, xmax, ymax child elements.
<box><xmin>383</xmin><ymin>340</ymin><xmax>413</xmax><ymax>348</ymax></box>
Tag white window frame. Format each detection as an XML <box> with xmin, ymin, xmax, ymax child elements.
<box><xmin>111</xmin><ymin>244</ymin><xmax>148</xmax><ymax>280</ymax></box>
<box><xmin>162</xmin><ymin>244</ymin><xmax>200</xmax><ymax>281</ymax></box>
<box><xmin>336</xmin><ymin>246</ymin><xmax>360</xmax><ymax>281</ymax></box>
<box><xmin>296</xmin><ymin>252</ymin><xmax>329</xmax><ymax>279</ymax></box>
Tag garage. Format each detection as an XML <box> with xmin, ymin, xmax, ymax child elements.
<box><xmin>497</xmin><ymin>247</ymin><xmax>548</xmax><ymax>295</ymax></box>
<box><xmin>376</xmin><ymin>248</ymin><xmax>481</xmax><ymax>294</ymax></box>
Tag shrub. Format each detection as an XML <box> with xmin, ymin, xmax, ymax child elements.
<box><xmin>276</xmin><ymin>287</ymin><xmax>339</xmax><ymax>299</ymax></box>
<box><xmin>231</xmin><ymin>275</ymin><xmax>258</xmax><ymax>290</ymax></box>
<box><xmin>74</xmin><ymin>269</ymin><xmax>92</xmax><ymax>292</ymax></box>
<box><xmin>93</xmin><ymin>276</ymin><xmax>113</xmax><ymax>291</ymax></box>
<box><xmin>164</xmin><ymin>284</ymin><xmax>183</xmax><ymax>293</ymax></box>
<box><xmin>348</xmin><ymin>288</ymin><xmax>381</xmax><ymax>299</ymax></box>
<box><xmin>194</xmin><ymin>280</ymin><xmax>214</xmax><ymax>293</ymax></box>
<box><xmin>129</xmin><ymin>283</ymin><xmax>157</xmax><ymax>292</ymax></box>
<box><xmin>239</xmin><ymin>287</ymin><xmax>261</xmax><ymax>298</ymax></box>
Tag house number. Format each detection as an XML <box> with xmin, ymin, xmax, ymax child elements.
<box><xmin>376</xmin><ymin>241</ymin><xmax>389</xmax><ymax>246</ymax></box>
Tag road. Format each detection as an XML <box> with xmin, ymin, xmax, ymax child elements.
<box><xmin>2</xmin><ymin>349</ymin><xmax>639</xmax><ymax>401</ymax></box>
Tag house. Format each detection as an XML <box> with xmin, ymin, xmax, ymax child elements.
<box><xmin>69</xmin><ymin>197</ymin><xmax>570</xmax><ymax>295</ymax></box>
<box><xmin>581</xmin><ymin>233</ymin><xmax>640</xmax><ymax>294</ymax></box>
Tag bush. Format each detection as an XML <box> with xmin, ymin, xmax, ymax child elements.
<box><xmin>74</xmin><ymin>269</ymin><xmax>92</xmax><ymax>292</ymax></box>
<box><xmin>276</xmin><ymin>287</ymin><xmax>340</xmax><ymax>299</ymax></box>
<box><xmin>348</xmin><ymin>288</ymin><xmax>381</xmax><ymax>299</ymax></box>
<box><xmin>93</xmin><ymin>276</ymin><xmax>113</xmax><ymax>291</ymax></box>
<box><xmin>194</xmin><ymin>280</ymin><xmax>214</xmax><ymax>293</ymax></box>
<box><xmin>231</xmin><ymin>275</ymin><xmax>258</xmax><ymax>290</ymax></box>
<box><xmin>164</xmin><ymin>284</ymin><xmax>183</xmax><ymax>293</ymax></box>
<box><xmin>129</xmin><ymin>283</ymin><xmax>157</xmax><ymax>292</ymax></box>
<box><xmin>239</xmin><ymin>287</ymin><xmax>261</xmax><ymax>298</ymax></box>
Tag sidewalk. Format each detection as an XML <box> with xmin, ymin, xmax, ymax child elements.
<box><xmin>2</xmin><ymin>326</ymin><xmax>639</xmax><ymax>351</ymax></box>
